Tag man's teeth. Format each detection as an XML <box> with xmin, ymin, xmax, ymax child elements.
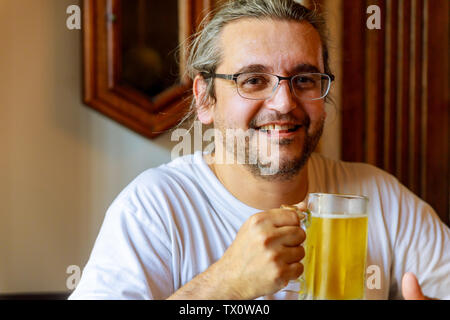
<box><xmin>259</xmin><ymin>124</ymin><xmax>298</xmax><ymax>131</ymax></box>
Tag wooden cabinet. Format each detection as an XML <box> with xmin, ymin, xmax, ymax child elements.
<box><xmin>82</xmin><ymin>0</ymin><xmax>212</xmax><ymax>138</ymax></box>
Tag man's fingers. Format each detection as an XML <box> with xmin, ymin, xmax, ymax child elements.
<box><xmin>285</xmin><ymin>262</ymin><xmax>304</xmax><ymax>280</ymax></box>
<box><xmin>280</xmin><ymin>204</ymin><xmax>306</xmax><ymax>221</ymax></box>
<box><xmin>294</xmin><ymin>201</ymin><xmax>307</xmax><ymax>211</ymax></box>
<box><xmin>263</xmin><ymin>209</ymin><xmax>302</xmax><ymax>227</ymax></box>
<box><xmin>402</xmin><ymin>272</ymin><xmax>427</xmax><ymax>300</ymax></box>
<box><xmin>272</xmin><ymin>226</ymin><xmax>306</xmax><ymax>247</ymax></box>
<box><xmin>269</xmin><ymin>246</ymin><xmax>304</xmax><ymax>264</ymax></box>
<box><xmin>282</xmin><ymin>246</ymin><xmax>305</xmax><ymax>263</ymax></box>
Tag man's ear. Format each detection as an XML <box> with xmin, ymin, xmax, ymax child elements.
<box><xmin>193</xmin><ymin>75</ymin><xmax>214</xmax><ymax>125</ymax></box>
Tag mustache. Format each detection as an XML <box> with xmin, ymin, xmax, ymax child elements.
<box><xmin>248</xmin><ymin>112</ymin><xmax>311</xmax><ymax>129</ymax></box>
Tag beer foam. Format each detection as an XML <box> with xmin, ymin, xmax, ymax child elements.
<box><xmin>312</xmin><ymin>193</ymin><xmax>367</xmax><ymax>215</ymax></box>
<box><xmin>348</xmin><ymin>199</ymin><xmax>366</xmax><ymax>215</ymax></box>
<box><xmin>317</xmin><ymin>194</ymin><xmax>337</xmax><ymax>213</ymax></box>
<box><xmin>310</xmin><ymin>212</ymin><xmax>367</xmax><ymax>219</ymax></box>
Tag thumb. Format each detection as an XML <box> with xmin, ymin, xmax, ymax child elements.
<box><xmin>294</xmin><ymin>201</ymin><xmax>307</xmax><ymax>211</ymax></box>
<box><xmin>402</xmin><ymin>272</ymin><xmax>426</xmax><ymax>300</ymax></box>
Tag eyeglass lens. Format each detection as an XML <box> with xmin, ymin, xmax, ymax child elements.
<box><xmin>236</xmin><ymin>73</ymin><xmax>330</xmax><ymax>100</ymax></box>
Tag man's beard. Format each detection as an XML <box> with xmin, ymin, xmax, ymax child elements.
<box><xmin>217</xmin><ymin>115</ymin><xmax>324</xmax><ymax>181</ymax></box>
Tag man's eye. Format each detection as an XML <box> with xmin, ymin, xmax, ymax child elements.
<box><xmin>296</xmin><ymin>76</ymin><xmax>314</xmax><ymax>84</ymax></box>
<box><xmin>244</xmin><ymin>77</ymin><xmax>267</xmax><ymax>85</ymax></box>
<box><xmin>294</xmin><ymin>76</ymin><xmax>316</xmax><ymax>88</ymax></box>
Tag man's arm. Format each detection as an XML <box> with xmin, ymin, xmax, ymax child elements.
<box><xmin>168</xmin><ymin>209</ymin><xmax>305</xmax><ymax>300</ymax></box>
<box><xmin>167</xmin><ymin>260</ymin><xmax>242</xmax><ymax>300</ymax></box>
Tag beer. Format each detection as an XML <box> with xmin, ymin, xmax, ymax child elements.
<box><xmin>303</xmin><ymin>213</ymin><xmax>368</xmax><ymax>300</ymax></box>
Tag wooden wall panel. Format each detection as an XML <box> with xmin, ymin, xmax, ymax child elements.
<box><xmin>383</xmin><ymin>0</ymin><xmax>398</xmax><ymax>175</ymax></box>
<box><xmin>365</xmin><ymin>0</ymin><xmax>385</xmax><ymax>168</ymax></box>
<box><xmin>341</xmin><ymin>0</ymin><xmax>449</xmax><ymax>225</ymax></box>
<box><xmin>424</xmin><ymin>0</ymin><xmax>449</xmax><ymax>225</ymax></box>
<box><xmin>342</xmin><ymin>0</ymin><xmax>366</xmax><ymax>163</ymax></box>
<box><xmin>409</xmin><ymin>0</ymin><xmax>423</xmax><ymax>196</ymax></box>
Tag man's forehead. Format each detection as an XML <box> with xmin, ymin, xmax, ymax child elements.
<box><xmin>218</xmin><ymin>18</ymin><xmax>323</xmax><ymax>73</ymax></box>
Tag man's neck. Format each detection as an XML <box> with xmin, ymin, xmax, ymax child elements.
<box><xmin>204</xmin><ymin>154</ymin><xmax>309</xmax><ymax>210</ymax></box>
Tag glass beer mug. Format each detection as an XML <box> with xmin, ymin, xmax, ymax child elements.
<box><xmin>293</xmin><ymin>193</ymin><xmax>369</xmax><ymax>300</ymax></box>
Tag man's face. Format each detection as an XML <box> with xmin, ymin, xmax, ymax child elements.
<box><xmin>209</xmin><ymin>18</ymin><xmax>326</xmax><ymax>180</ymax></box>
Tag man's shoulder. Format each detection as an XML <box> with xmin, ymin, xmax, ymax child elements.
<box><xmin>309</xmin><ymin>153</ymin><xmax>399</xmax><ymax>186</ymax></box>
<box><xmin>128</xmin><ymin>152</ymin><xmax>204</xmax><ymax>192</ymax></box>
<box><xmin>109</xmin><ymin>152</ymin><xmax>208</xmax><ymax>216</ymax></box>
<box><xmin>310</xmin><ymin>152</ymin><xmax>386</xmax><ymax>173</ymax></box>
<box><xmin>119</xmin><ymin>154</ymin><xmax>207</xmax><ymax>197</ymax></box>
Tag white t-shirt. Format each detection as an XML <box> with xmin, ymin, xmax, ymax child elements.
<box><xmin>69</xmin><ymin>152</ymin><xmax>450</xmax><ymax>300</ymax></box>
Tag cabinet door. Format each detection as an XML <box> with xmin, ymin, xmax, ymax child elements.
<box><xmin>83</xmin><ymin>0</ymin><xmax>212</xmax><ymax>138</ymax></box>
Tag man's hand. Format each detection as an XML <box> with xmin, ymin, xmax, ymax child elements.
<box><xmin>219</xmin><ymin>209</ymin><xmax>306</xmax><ymax>299</ymax></box>
<box><xmin>168</xmin><ymin>208</ymin><xmax>305</xmax><ymax>300</ymax></box>
<box><xmin>402</xmin><ymin>272</ymin><xmax>434</xmax><ymax>300</ymax></box>
<box><xmin>167</xmin><ymin>208</ymin><xmax>306</xmax><ymax>300</ymax></box>
<box><xmin>214</xmin><ymin>208</ymin><xmax>306</xmax><ymax>299</ymax></box>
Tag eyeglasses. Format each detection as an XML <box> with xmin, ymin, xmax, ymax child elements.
<box><xmin>202</xmin><ymin>72</ymin><xmax>334</xmax><ymax>101</ymax></box>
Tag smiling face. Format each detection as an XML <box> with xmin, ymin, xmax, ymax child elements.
<box><xmin>197</xmin><ymin>18</ymin><xmax>327</xmax><ymax>180</ymax></box>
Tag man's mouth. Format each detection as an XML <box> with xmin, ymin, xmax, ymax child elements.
<box><xmin>256</xmin><ymin>123</ymin><xmax>303</xmax><ymax>134</ymax></box>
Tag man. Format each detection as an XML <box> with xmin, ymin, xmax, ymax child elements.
<box><xmin>70</xmin><ymin>0</ymin><xmax>449</xmax><ymax>300</ymax></box>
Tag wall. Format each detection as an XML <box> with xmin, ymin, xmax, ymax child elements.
<box><xmin>0</xmin><ymin>0</ymin><xmax>342</xmax><ymax>294</ymax></box>
<box><xmin>0</xmin><ymin>0</ymin><xmax>178</xmax><ymax>293</ymax></box>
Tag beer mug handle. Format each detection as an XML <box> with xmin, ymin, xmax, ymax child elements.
<box><xmin>280</xmin><ymin>205</ymin><xmax>311</xmax><ymax>299</ymax></box>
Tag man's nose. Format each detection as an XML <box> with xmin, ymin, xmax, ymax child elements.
<box><xmin>265</xmin><ymin>80</ymin><xmax>299</xmax><ymax>114</ymax></box>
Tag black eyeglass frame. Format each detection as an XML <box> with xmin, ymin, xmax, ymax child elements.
<box><xmin>201</xmin><ymin>71</ymin><xmax>335</xmax><ymax>101</ymax></box>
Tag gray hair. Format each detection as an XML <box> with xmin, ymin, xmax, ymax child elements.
<box><xmin>180</xmin><ymin>0</ymin><xmax>332</xmax><ymax>124</ymax></box>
